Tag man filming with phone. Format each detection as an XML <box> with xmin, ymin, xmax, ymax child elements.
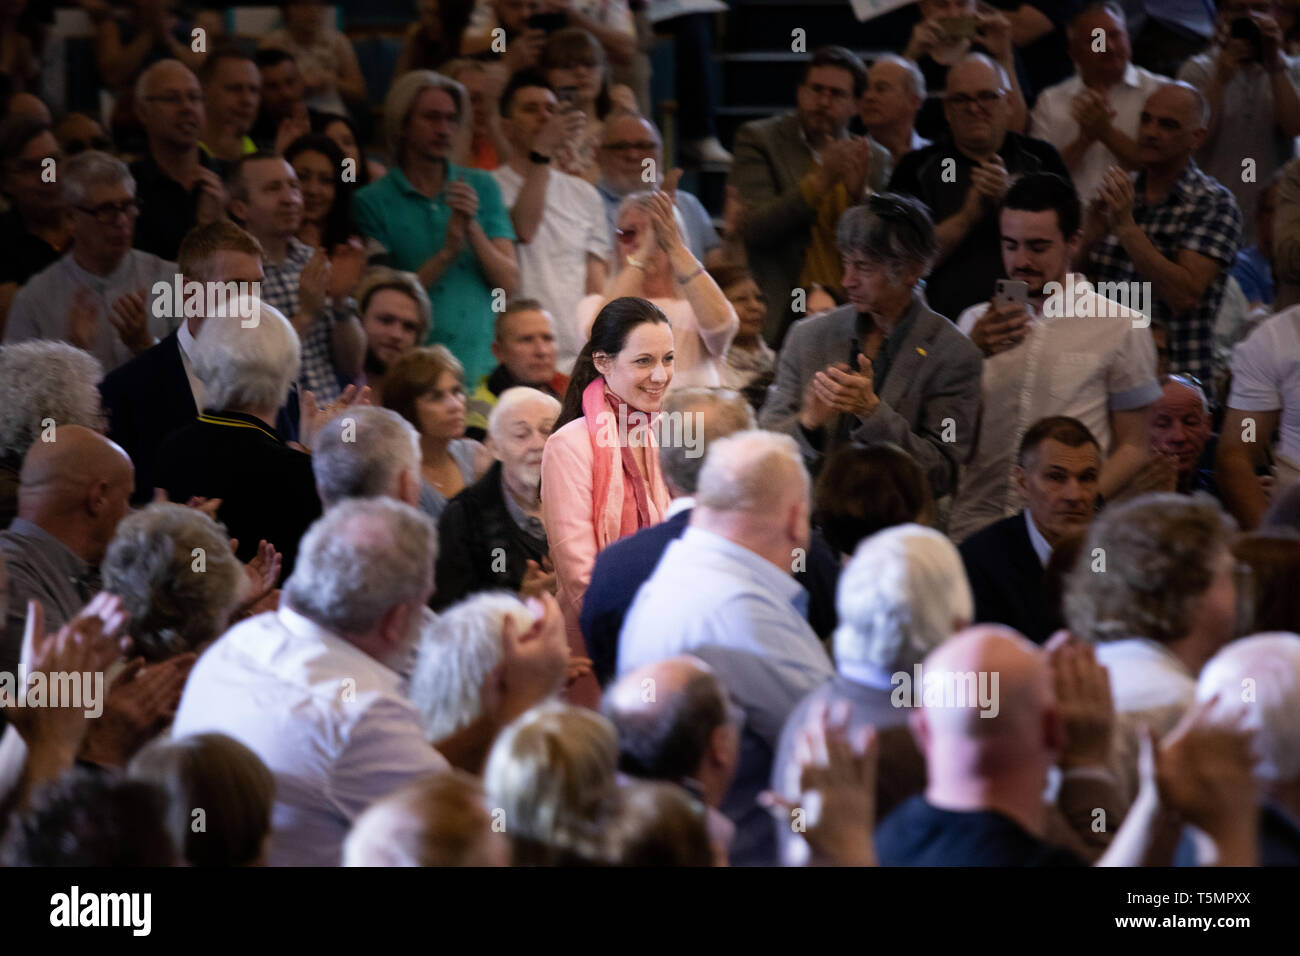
<box><xmin>1176</xmin><ymin>0</ymin><xmax>1300</xmax><ymax>242</ymax></box>
<box><xmin>948</xmin><ymin>173</ymin><xmax>1160</xmax><ymax>543</ymax></box>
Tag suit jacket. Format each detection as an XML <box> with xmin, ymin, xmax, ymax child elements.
<box><xmin>959</xmin><ymin>512</ymin><xmax>1059</xmax><ymax>644</ymax></box>
<box><xmin>582</xmin><ymin>507</ymin><xmax>842</xmax><ymax>687</ymax></box>
<box><xmin>758</xmin><ymin>298</ymin><xmax>982</xmax><ymax>498</ymax></box>
<box><xmin>728</xmin><ymin>112</ymin><xmax>891</xmax><ymax>346</ymax></box>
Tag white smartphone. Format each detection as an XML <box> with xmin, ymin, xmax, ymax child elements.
<box><xmin>994</xmin><ymin>279</ymin><xmax>1029</xmax><ymax>309</ymax></box>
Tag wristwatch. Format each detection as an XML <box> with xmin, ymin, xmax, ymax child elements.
<box><xmin>528</xmin><ymin>150</ymin><xmax>551</xmax><ymax>165</ymax></box>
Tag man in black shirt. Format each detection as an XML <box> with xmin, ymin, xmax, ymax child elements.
<box><xmin>889</xmin><ymin>53</ymin><xmax>1070</xmax><ymax>323</ymax></box>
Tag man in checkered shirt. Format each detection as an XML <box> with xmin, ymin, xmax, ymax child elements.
<box><xmin>227</xmin><ymin>152</ymin><xmax>366</xmax><ymax>404</ymax></box>
<box><xmin>1079</xmin><ymin>81</ymin><xmax>1242</xmax><ymax>382</ymax></box>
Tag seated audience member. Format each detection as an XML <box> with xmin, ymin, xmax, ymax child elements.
<box><xmin>382</xmin><ymin>345</ymin><xmax>492</xmax><ymax>523</ymax></box>
<box><xmin>1065</xmin><ymin>492</ymin><xmax>1242</xmax><ymax>806</ymax></box>
<box><xmin>1029</xmin><ymin>3</ymin><xmax>1166</xmax><ymax>205</ymax></box>
<box><xmin>312</xmin><ymin>406</ymin><xmax>423</xmax><ymax>510</ymax></box>
<box><xmin>774</xmin><ymin>524</ymin><xmax>972</xmax><ymax>865</ymax></box>
<box><xmin>728</xmin><ymin>46</ymin><xmax>892</xmax><ymax>345</ymax></box>
<box><xmin>258</xmin><ymin>0</ymin><xmax>367</xmax><ymax>118</ymax></box>
<box><xmin>888</xmin><ymin>54</ymin><xmax>1069</xmax><ymax>322</ymax></box>
<box><xmin>99</xmin><ymin>219</ymin><xmax>277</xmax><ymax>504</ymax></box>
<box><xmin>127</xmin><ymin>732</ymin><xmax>275</xmax><ymax>867</ymax></box>
<box><xmin>354</xmin><ymin>267</ymin><xmax>431</xmax><ymax>404</ymax></box>
<box><xmin>1141</xmin><ymin>374</ymin><xmax>1217</xmax><ymax>495</ymax></box>
<box><xmin>812</xmin><ymin>444</ymin><xmax>936</xmax><ymax>562</ymax></box>
<box><xmin>581</xmin><ymin>387</ymin><xmax>751</xmax><ymax>684</ymax></box>
<box><xmin>465</xmin><ymin>300</ymin><xmax>570</xmax><ymax>440</ymax></box>
<box><xmin>961</xmin><ymin>417</ymin><xmax>1101</xmax><ymax>645</ymax></box>
<box><xmin>395</xmin><ymin>0</ymin><xmax>466</xmax><ymax>77</ymax></box>
<box><xmin>1177</xmin><ymin>0</ymin><xmax>1300</xmax><ymax>245</ymax></box>
<box><xmin>171</xmin><ymin>498</ymin><xmax>451</xmax><ymax>867</ymax></box>
<box><xmin>198</xmin><ymin>45</ymin><xmax>261</xmax><ymax>174</ymax></box>
<box><xmin>483</xmin><ymin>700</ymin><xmax>622</xmax><ymax>865</ymax></box>
<box><xmin>0</xmin><ymin>117</ymin><xmax>68</xmax><ymax>331</ymax></box>
<box><xmin>435</xmin><ymin>388</ymin><xmax>559</xmax><ymax>609</ymax></box>
<box><xmin>0</xmin><ymin>342</ymin><xmax>104</xmax><ymax>528</ymax></box>
<box><xmin>758</xmin><ymin>196</ymin><xmax>982</xmax><ymax>499</ymax></box>
<box><xmin>1077</xmin><ymin>82</ymin><xmax>1242</xmax><ymax>383</ymax></box>
<box><xmin>0</xmin><ymin>769</ymin><xmax>177</xmax><ymax>867</ymax></box>
<box><xmin>492</xmin><ymin>71</ymin><xmax>611</xmax><ymax>374</ymax></box>
<box><xmin>857</xmin><ymin>54</ymin><xmax>931</xmax><ymax>168</ymax></box>
<box><xmin>1189</xmin><ymin>633</ymin><xmax>1300</xmax><ymax>865</ymax></box>
<box><xmin>542</xmin><ymin>297</ymin><xmax>675</xmax><ymax>704</ymax></box>
<box><xmin>619</xmin><ymin>430</ymin><xmax>835</xmax><ymax>866</ymax></box>
<box><xmin>875</xmin><ymin>625</ymin><xmax>1259</xmax><ymax>866</ymax></box>
<box><xmin>152</xmin><ymin>298</ymin><xmax>327</xmax><ymax>579</ymax></box>
<box><xmin>226</xmin><ymin>151</ymin><xmax>365</xmax><ymax>405</ymax></box>
<box><xmin>609</xmin><ymin>779</ymin><xmax>715</xmax><ymax>867</ymax></box>
<box><xmin>3</xmin><ymin>151</ymin><xmax>178</xmax><ymax>373</ymax></box>
<box><xmin>101</xmin><ymin>502</ymin><xmax>253</xmax><ymax>662</ymax></box>
<box><xmin>353</xmin><ymin>70</ymin><xmax>519</xmax><ymax>386</ymax></box>
<box><xmin>342</xmin><ymin>771</ymin><xmax>510</xmax><ymax>867</ymax></box>
<box><xmin>580</xmin><ymin>190</ymin><xmax>737</xmax><ymax>389</ymax></box>
<box><xmin>1232</xmin><ymin>534</ymin><xmax>1300</xmax><ymax>633</ymax></box>
<box><xmin>1233</xmin><ymin>174</ymin><xmax>1279</xmax><ymax>311</ymax></box>
<box><xmin>284</xmin><ymin>133</ymin><xmax>361</xmax><ymax>250</ymax></box>
<box><xmin>708</xmin><ymin>263</ymin><xmax>776</xmax><ymax>411</ymax></box>
<box><xmin>0</xmin><ymin>426</ymin><xmax>133</xmax><ymax>677</ymax></box>
<box><xmin>903</xmin><ymin>0</ymin><xmax>1027</xmax><ymax>141</ymax></box>
<box><xmin>595</xmin><ymin>111</ymin><xmax>723</xmax><ymax>267</ymax></box>
<box><xmin>409</xmin><ymin>591</ymin><xmax>570</xmax><ymax>772</ymax></box>
<box><xmin>603</xmin><ymin>656</ymin><xmax>740</xmax><ymax>865</ymax></box>
<box><xmin>250</xmin><ymin>48</ymin><xmax>325</xmax><ymax>153</ymax></box>
<box><xmin>1216</xmin><ymin>304</ymin><xmax>1300</xmax><ymax>527</ymax></box>
<box><xmin>314</xmin><ymin>112</ymin><xmax>384</xmax><ymax>186</ymax></box>
<box><xmin>53</xmin><ymin>112</ymin><xmax>111</xmax><ymax>156</ymax></box>
<box><xmin>948</xmin><ymin>173</ymin><xmax>1158</xmax><ymax>543</ymax></box>
<box><xmin>130</xmin><ymin>59</ymin><xmax>226</xmax><ymax>262</ymax></box>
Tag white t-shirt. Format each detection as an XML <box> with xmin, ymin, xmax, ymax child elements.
<box><xmin>1228</xmin><ymin>305</ymin><xmax>1300</xmax><ymax>468</ymax></box>
<box><xmin>493</xmin><ymin>165</ymin><xmax>612</xmax><ymax>374</ymax></box>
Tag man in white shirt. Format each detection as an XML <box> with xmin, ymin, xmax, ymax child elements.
<box><xmin>950</xmin><ymin>172</ymin><xmax>1158</xmax><ymax>543</ymax></box>
<box><xmin>492</xmin><ymin>71</ymin><xmax>611</xmax><ymax>373</ymax></box>
<box><xmin>1216</xmin><ymin>303</ymin><xmax>1300</xmax><ymax>527</ymax></box>
<box><xmin>1030</xmin><ymin>3</ymin><xmax>1167</xmax><ymax>203</ymax></box>
<box><xmin>172</xmin><ymin>498</ymin><xmax>450</xmax><ymax>866</ymax></box>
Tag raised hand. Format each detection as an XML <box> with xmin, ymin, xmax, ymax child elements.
<box><xmin>79</xmin><ymin>653</ymin><xmax>197</xmax><ymax>768</ymax></box>
<box><xmin>108</xmin><ymin>286</ymin><xmax>153</xmax><ymax>355</ymax></box>
<box><xmin>1046</xmin><ymin>631</ymin><xmax>1115</xmax><ymax>769</ymax></box>
<box><xmin>969</xmin><ymin>299</ymin><xmax>1032</xmax><ymax>357</ymax></box>
<box><xmin>298</xmin><ymin>247</ymin><xmax>331</xmax><ymax>318</ymax></box>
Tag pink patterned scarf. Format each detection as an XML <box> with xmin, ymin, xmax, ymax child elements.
<box><xmin>583</xmin><ymin>377</ymin><xmax>655</xmax><ymax>549</ymax></box>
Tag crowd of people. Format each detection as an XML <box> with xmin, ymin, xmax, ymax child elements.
<box><xmin>1</xmin><ymin>0</ymin><xmax>1300</xmax><ymax>868</ymax></box>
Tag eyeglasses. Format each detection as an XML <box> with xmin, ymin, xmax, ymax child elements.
<box><xmin>63</xmin><ymin>137</ymin><xmax>112</xmax><ymax>156</ymax></box>
<box><xmin>601</xmin><ymin>140</ymin><xmax>658</xmax><ymax>153</ymax></box>
<box><xmin>144</xmin><ymin>92</ymin><xmax>203</xmax><ymax>107</ymax></box>
<box><xmin>75</xmin><ymin>199</ymin><xmax>140</xmax><ymax>223</ymax></box>
<box><xmin>946</xmin><ymin>90</ymin><xmax>1005</xmax><ymax>109</ymax></box>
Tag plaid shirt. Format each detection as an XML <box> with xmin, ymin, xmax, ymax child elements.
<box><xmin>260</xmin><ymin>236</ymin><xmax>348</xmax><ymax>404</ymax></box>
<box><xmin>1085</xmin><ymin>160</ymin><xmax>1241</xmax><ymax>381</ymax></box>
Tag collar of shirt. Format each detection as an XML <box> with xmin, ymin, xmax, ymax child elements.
<box><xmin>857</xmin><ymin>290</ymin><xmax>923</xmax><ymax>378</ymax></box>
<box><xmin>5</xmin><ymin>516</ymin><xmax>93</xmax><ymax>592</ymax></box>
<box><xmin>679</xmin><ymin>525</ymin><xmax>805</xmax><ymax>608</ymax></box>
<box><xmin>1024</xmin><ymin>508</ymin><xmax>1052</xmax><ymax>567</ymax></box>
<box><xmin>196</xmin><ymin>408</ymin><xmax>284</xmax><ymax>443</ymax></box>
<box><xmin>62</xmin><ymin>248</ymin><xmax>134</xmax><ymax>290</ymax></box>
<box><xmin>390</xmin><ymin>163</ymin><xmax>467</xmax><ymax>203</ymax></box>
<box><xmin>177</xmin><ymin>318</ymin><xmax>197</xmax><ymax>358</ymax></box>
<box><xmin>275</xmin><ymin>604</ymin><xmax>406</xmax><ymax>696</ymax></box>
<box><xmin>1134</xmin><ymin>159</ymin><xmax>1201</xmax><ymax>209</ymax></box>
<box><xmin>499</xmin><ymin>470</ymin><xmax>546</xmax><ymax>539</ymax></box>
<box><xmin>134</xmin><ymin>150</ymin><xmax>214</xmax><ymax>193</ymax></box>
<box><xmin>1096</xmin><ymin>634</ymin><xmax>1194</xmax><ymax>681</ymax></box>
<box><xmin>666</xmin><ymin>496</ymin><xmax>695</xmax><ymax>520</ymax></box>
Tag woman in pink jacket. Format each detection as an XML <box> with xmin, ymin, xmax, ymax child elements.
<box><xmin>541</xmin><ymin>297</ymin><xmax>674</xmax><ymax>707</ymax></box>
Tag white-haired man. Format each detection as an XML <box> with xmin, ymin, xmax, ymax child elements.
<box><xmin>772</xmin><ymin>523</ymin><xmax>971</xmax><ymax>864</ymax></box>
<box><xmin>312</xmin><ymin>405</ymin><xmax>423</xmax><ymax>509</ymax></box>
<box><xmin>619</xmin><ymin>429</ymin><xmax>834</xmax><ymax>866</ymax></box>
<box><xmin>435</xmin><ymin>386</ymin><xmax>559</xmax><ymax>608</ymax></box>
<box><xmin>857</xmin><ymin>54</ymin><xmax>930</xmax><ymax>165</ymax></box>
<box><xmin>4</xmin><ymin>151</ymin><xmax>177</xmax><ymax>372</ymax></box>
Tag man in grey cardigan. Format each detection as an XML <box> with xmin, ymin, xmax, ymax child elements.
<box><xmin>759</xmin><ymin>195</ymin><xmax>982</xmax><ymax>500</ymax></box>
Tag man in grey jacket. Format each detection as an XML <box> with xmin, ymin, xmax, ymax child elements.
<box><xmin>759</xmin><ymin>194</ymin><xmax>982</xmax><ymax>500</ymax></box>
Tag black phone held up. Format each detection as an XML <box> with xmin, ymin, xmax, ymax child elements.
<box><xmin>847</xmin><ymin>337</ymin><xmax>861</xmax><ymax>371</ymax></box>
<box><xmin>1230</xmin><ymin>16</ymin><xmax>1263</xmax><ymax>63</ymax></box>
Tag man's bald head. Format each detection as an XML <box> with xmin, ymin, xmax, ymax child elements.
<box><xmin>1149</xmin><ymin>81</ymin><xmax>1209</xmax><ymax>130</ymax></box>
<box><xmin>1137</xmin><ymin>81</ymin><xmax>1209</xmax><ymax>170</ymax></box>
<box><xmin>920</xmin><ymin>626</ymin><xmax>1050</xmax><ymax>738</ymax></box>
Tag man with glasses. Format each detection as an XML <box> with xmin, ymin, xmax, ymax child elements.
<box><xmin>130</xmin><ymin>59</ymin><xmax>227</xmax><ymax>261</ymax></box>
<box><xmin>889</xmin><ymin>53</ymin><xmax>1070</xmax><ymax>323</ymax></box>
<box><xmin>729</xmin><ymin>46</ymin><xmax>891</xmax><ymax>347</ymax></box>
<box><xmin>3</xmin><ymin>151</ymin><xmax>177</xmax><ymax>373</ymax></box>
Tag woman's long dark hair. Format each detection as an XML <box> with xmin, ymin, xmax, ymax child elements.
<box><xmin>284</xmin><ymin>133</ymin><xmax>359</xmax><ymax>249</ymax></box>
<box><xmin>556</xmin><ymin>297</ymin><xmax>670</xmax><ymax>430</ymax></box>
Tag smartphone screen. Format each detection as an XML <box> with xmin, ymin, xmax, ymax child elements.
<box><xmin>994</xmin><ymin>279</ymin><xmax>1029</xmax><ymax>309</ymax></box>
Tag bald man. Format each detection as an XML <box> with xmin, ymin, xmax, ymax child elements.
<box><xmin>0</xmin><ymin>426</ymin><xmax>134</xmax><ymax>676</ymax></box>
<box><xmin>619</xmin><ymin>430</ymin><xmax>834</xmax><ymax>866</ymax></box>
<box><xmin>131</xmin><ymin>59</ymin><xmax>226</xmax><ymax>260</ymax></box>
<box><xmin>603</xmin><ymin>656</ymin><xmax>740</xmax><ymax>864</ymax></box>
<box><xmin>1080</xmin><ymin>81</ymin><xmax>1242</xmax><ymax>382</ymax></box>
<box><xmin>6</xmin><ymin>93</ymin><xmax>51</xmax><ymax>126</ymax></box>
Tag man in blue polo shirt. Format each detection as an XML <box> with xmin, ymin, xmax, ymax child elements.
<box><xmin>354</xmin><ymin>71</ymin><xmax>519</xmax><ymax>385</ymax></box>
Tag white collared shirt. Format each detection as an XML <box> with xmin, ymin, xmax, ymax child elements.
<box><xmin>172</xmin><ymin>605</ymin><xmax>448</xmax><ymax>867</ymax></box>
<box><xmin>1024</xmin><ymin>509</ymin><xmax>1052</xmax><ymax>568</ymax></box>
<box><xmin>665</xmin><ymin>495</ymin><xmax>696</xmax><ymax>520</ymax></box>
<box><xmin>1094</xmin><ymin>637</ymin><xmax>1196</xmax><ymax>714</ymax></box>
<box><xmin>175</xmin><ymin>319</ymin><xmax>204</xmax><ymax>410</ymax></box>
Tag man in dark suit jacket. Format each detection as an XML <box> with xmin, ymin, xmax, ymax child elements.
<box><xmin>729</xmin><ymin>46</ymin><xmax>891</xmax><ymax>347</ymax></box>
<box><xmin>959</xmin><ymin>416</ymin><xmax>1102</xmax><ymax>644</ymax></box>
<box><xmin>759</xmin><ymin>195</ymin><xmax>982</xmax><ymax>499</ymax></box>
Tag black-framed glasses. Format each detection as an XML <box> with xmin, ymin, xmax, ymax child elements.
<box><xmin>75</xmin><ymin>199</ymin><xmax>140</xmax><ymax>223</ymax></box>
<box><xmin>946</xmin><ymin>89</ymin><xmax>1004</xmax><ymax>109</ymax></box>
<box><xmin>64</xmin><ymin>137</ymin><xmax>112</xmax><ymax>156</ymax></box>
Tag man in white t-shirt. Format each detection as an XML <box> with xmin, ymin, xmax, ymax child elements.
<box><xmin>1216</xmin><ymin>304</ymin><xmax>1300</xmax><ymax>528</ymax></box>
<box><xmin>949</xmin><ymin>172</ymin><xmax>1159</xmax><ymax>543</ymax></box>
<box><xmin>492</xmin><ymin>71</ymin><xmax>612</xmax><ymax>373</ymax></box>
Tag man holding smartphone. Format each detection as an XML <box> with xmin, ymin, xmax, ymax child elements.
<box><xmin>948</xmin><ymin>173</ymin><xmax>1159</xmax><ymax>544</ymax></box>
